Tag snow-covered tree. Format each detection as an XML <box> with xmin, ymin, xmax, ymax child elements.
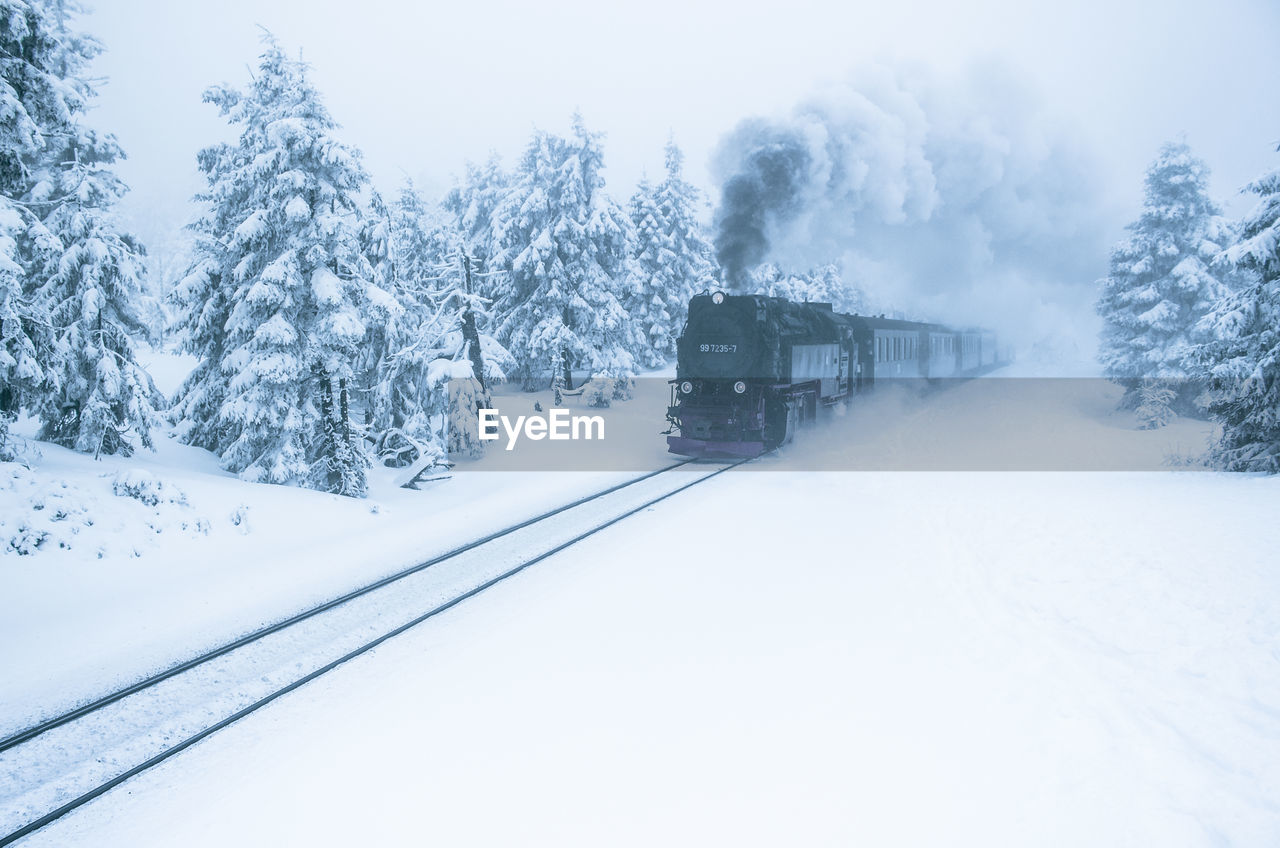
<box><xmin>1</xmin><ymin>0</ymin><xmax>160</xmax><ymax>457</ymax></box>
<box><xmin>1194</xmin><ymin>143</ymin><xmax>1280</xmax><ymax>471</ymax></box>
<box><xmin>368</xmin><ymin>180</ymin><xmax>513</xmax><ymax>465</ymax></box>
<box><xmin>1096</xmin><ymin>142</ymin><xmax>1234</xmax><ymax>419</ymax></box>
<box><xmin>444</xmin><ymin>153</ymin><xmax>509</xmax><ymax>298</ymax></box>
<box><xmin>492</xmin><ymin>115</ymin><xmax>642</xmax><ymax>389</ymax></box>
<box><xmin>0</xmin><ymin>202</ymin><xmax>44</xmax><ymax>460</ymax></box>
<box><xmin>749</xmin><ymin>262</ymin><xmax>862</xmax><ymax>313</ymax></box>
<box><xmin>170</xmin><ymin>35</ymin><xmax>377</xmax><ymax>496</ymax></box>
<box><xmin>1</xmin><ymin>0</ymin><xmax>59</xmax><ymax>457</ymax></box>
<box><xmin>627</xmin><ymin>139</ymin><xmax>719</xmax><ymax>368</ymax></box>
<box><xmin>625</xmin><ymin>177</ymin><xmax>668</xmax><ymax>369</ymax></box>
<box><xmin>355</xmin><ymin>187</ymin><xmax>404</xmax><ymax>422</ymax></box>
<box><xmin>31</xmin><ymin>178</ymin><xmax>161</xmax><ymax>457</ymax></box>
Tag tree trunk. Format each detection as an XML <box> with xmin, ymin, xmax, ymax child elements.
<box><xmin>461</xmin><ymin>255</ymin><xmax>487</xmax><ymax>396</ymax></box>
<box><xmin>338</xmin><ymin>377</ymin><xmax>351</xmax><ymax>443</ymax></box>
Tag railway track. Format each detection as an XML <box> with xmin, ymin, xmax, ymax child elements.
<box><xmin>0</xmin><ymin>457</ymin><xmax>753</xmax><ymax>845</ymax></box>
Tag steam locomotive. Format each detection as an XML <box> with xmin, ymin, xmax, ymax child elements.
<box><xmin>665</xmin><ymin>291</ymin><xmax>1003</xmax><ymax>458</ymax></box>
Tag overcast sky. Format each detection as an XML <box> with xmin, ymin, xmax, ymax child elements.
<box><xmin>88</xmin><ymin>0</ymin><xmax>1278</xmax><ymax>254</ymax></box>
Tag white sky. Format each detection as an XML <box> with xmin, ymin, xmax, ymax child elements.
<box><xmin>88</xmin><ymin>0</ymin><xmax>1279</xmax><ymax>251</ymax></box>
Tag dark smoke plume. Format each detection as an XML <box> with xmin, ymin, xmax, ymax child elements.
<box><xmin>713</xmin><ymin>122</ymin><xmax>811</xmax><ymax>289</ymax></box>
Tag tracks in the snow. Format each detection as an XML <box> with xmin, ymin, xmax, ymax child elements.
<box><xmin>0</xmin><ymin>457</ymin><xmax>753</xmax><ymax>846</ymax></box>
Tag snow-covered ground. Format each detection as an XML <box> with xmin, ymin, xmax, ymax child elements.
<box><xmin>15</xmin><ymin>469</ymin><xmax>1280</xmax><ymax>847</ymax></box>
<box><xmin>0</xmin><ymin>349</ymin><xmax>660</xmax><ymax>733</ymax></box>
<box><xmin>4</xmin><ymin>351</ymin><xmax>1280</xmax><ymax>846</ymax></box>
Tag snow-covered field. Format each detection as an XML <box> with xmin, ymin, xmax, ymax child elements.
<box><xmin>0</xmin><ymin>349</ymin><xmax>655</xmax><ymax>732</ymax></box>
<box><xmin>14</xmin><ymin>469</ymin><xmax>1280</xmax><ymax>847</ymax></box>
<box><xmin>3</xmin><ymin>352</ymin><xmax>1280</xmax><ymax>846</ymax></box>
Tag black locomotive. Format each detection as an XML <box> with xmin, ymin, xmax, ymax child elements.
<box><xmin>666</xmin><ymin>291</ymin><xmax>1003</xmax><ymax>457</ymax></box>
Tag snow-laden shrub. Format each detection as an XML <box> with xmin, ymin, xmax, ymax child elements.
<box><xmin>3</xmin><ymin>463</ymin><xmax>212</xmax><ymax>559</ymax></box>
<box><xmin>443</xmin><ymin>368</ymin><xmax>488</xmax><ymax>460</ymax></box>
<box><xmin>9</xmin><ymin>524</ymin><xmax>50</xmax><ymax>555</ymax></box>
<box><xmin>111</xmin><ymin>470</ymin><xmax>188</xmax><ymax>507</ymax></box>
<box><xmin>611</xmin><ymin>374</ymin><xmax>635</xmax><ymax>402</ymax></box>
<box><xmin>585</xmin><ymin>378</ymin><xmax>613</xmax><ymax>409</ymax></box>
<box><xmin>4</xmin><ymin>464</ymin><xmax>93</xmax><ymax>555</ymax></box>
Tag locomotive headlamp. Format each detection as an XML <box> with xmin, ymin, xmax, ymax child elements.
<box><xmin>711</xmin><ymin>291</ymin><xmax>725</xmax><ymax>305</ymax></box>
<box><xmin>680</xmin><ymin>380</ymin><xmax>694</xmax><ymax>394</ymax></box>
<box><xmin>733</xmin><ymin>381</ymin><xmax>747</xmax><ymax>394</ymax></box>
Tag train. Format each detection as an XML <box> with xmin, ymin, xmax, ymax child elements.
<box><xmin>665</xmin><ymin>291</ymin><xmax>1007</xmax><ymax>458</ymax></box>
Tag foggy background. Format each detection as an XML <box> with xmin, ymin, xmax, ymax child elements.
<box><xmin>87</xmin><ymin>0</ymin><xmax>1279</xmax><ymax>351</ymax></box>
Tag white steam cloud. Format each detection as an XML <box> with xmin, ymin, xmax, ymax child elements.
<box><xmin>712</xmin><ymin>62</ymin><xmax>1114</xmax><ymax>350</ymax></box>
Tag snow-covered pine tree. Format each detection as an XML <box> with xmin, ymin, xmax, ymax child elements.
<box><xmin>1</xmin><ymin>0</ymin><xmax>160</xmax><ymax>457</ymax></box>
<box><xmin>31</xmin><ymin>167</ymin><xmax>161</xmax><ymax>458</ymax></box>
<box><xmin>626</xmin><ymin>176</ymin><xmax>671</xmax><ymax>370</ymax></box>
<box><xmin>1195</xmin><ymin>143</ymin><xmax>1280</xmax><ymax>471</ymax></box>
<box><xmin>368</xmin><ymin>181</ymin><xmax>513</xmax><ymax>464</ymax></box>
<box><xmin>1096</xmin><ymin>142</ymin><xmax>1234</xmax><ymax>421</ymax></box>
<box><xmin>0</xmin><ymin>194</ymin><xmax>48</xmax><ymax>459</ymax></box>
<box><xmin>356</xmin><ymin>187</ymin><xmax>405</xmax><ymax>426</ymax></box>
<box><xmin>627</xmin><ymin>137</ymin><xmax>718</xmax><ymax>368</ymax></box>
<box><xmin>413</xmin><ymin>232</ymin><xmax>514</xmax><ymax>460</ymax></box>
<box><xmin>361</xmin><ymin>182</ymin><xmax>442</xmax><ymax>465</ymax></box>
<box><xmin>749</xmin><ymin>262</ymin><xmax>862</xmax><ymax>312</ymax></box>
<box><xmin>0</xmin><ymin>206</ymin><xmax>33</xmax><ymax>459</ymax></box>
<box><xmin>1</xmin><ymin>0</ymin><xmax>58</xmax><ymax>458</ymax></box>
<box><xmin>492</xmin><ymin>114</ymin><xmax>642</xmax><ymax>390</ymax></box>
<box><xmin>1134</xmin><ymin>378</ymin><xmax>1177</xmax><ymax>429</ymax></box>
<box><xmin>444</xmin><ymin>153</ymin><xmax>509</xmax><ymax>301</ymax></box>
<box><xmin>170</xmin><ymin>35</ymin><xmax>375</xmax><ymax>495</ymax></box>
